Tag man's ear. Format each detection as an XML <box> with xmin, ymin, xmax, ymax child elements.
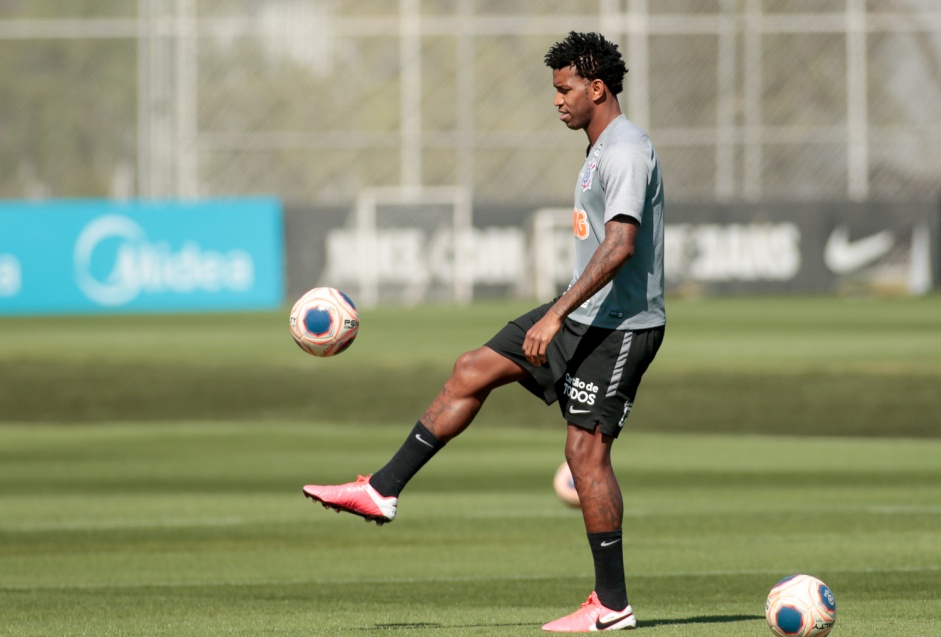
<box><xmin>589</xmin><ymin>78</ymin><xmax>607</xmax><ymax>103</ymax></box>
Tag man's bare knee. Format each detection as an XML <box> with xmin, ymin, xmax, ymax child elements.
<box><xmin>449</xmin><ymin>349</ymin><xmax>488</xmax><ymax>390</ymax></box>
<box><xmin>450</xmin><ymin>347</ymin><xmax>525</xmax><ymax>392</ymax></box>
<box><xmin>565</xmin><ymin>425</ymin><xmax>613</xmax><ymax>473</ymax></box>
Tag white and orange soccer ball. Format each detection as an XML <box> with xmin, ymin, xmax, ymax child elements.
<box><xmin>552</xmin><ymin>462</ymin><xmax>580</xmax><ymax>508</ymax></box>
<box><xmin>765</xmin><ymin>574</ymin><xmax>837</xmax><ymax>637</ymax></box>
<box><xmin>289</xmin><ymin>287</ymin><xmax>359</xmax><ymax>357</ymax></box>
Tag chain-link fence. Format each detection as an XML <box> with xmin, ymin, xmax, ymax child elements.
<box><xmin>1</xmin><ymin>0</ymin><xmax>939</xmax><ymax>206</ymax></box>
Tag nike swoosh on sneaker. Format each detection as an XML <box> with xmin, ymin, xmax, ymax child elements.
<box><xmin>595</xmin><ymin>607</ymin><xmax>635</xmax><ymax>631</ymax></box>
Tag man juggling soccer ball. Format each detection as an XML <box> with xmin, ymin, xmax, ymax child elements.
<box><xmin>304</xmin><ymin>31</ymin><xmax>666</xmax><ymax>632</ymax></box>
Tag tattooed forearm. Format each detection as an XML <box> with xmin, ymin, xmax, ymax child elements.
<box><xmin>551</xmin><ymin>217</ymin><xmax>637</xmax><ymax>319</ymax></box>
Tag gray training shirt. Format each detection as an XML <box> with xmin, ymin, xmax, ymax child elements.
<box><xmin>567</xmin><ymin>114</ymin><xmax>666</xmax><ymax>331</ymax></box>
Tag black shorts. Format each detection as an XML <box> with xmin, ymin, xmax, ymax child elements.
<box><xmin>485</xmin><ymin>301</ymin><xmax>664</xmax><ymax>438</ymax></box>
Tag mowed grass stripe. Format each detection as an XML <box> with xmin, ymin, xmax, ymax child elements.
<box><xmin>2</xmin><ymin>296</ymin><xmax>940</xmax><ymax>437</ymax></box>
<box><xmin>4</xmin><ymin>499</ymin><xmax>941</xmax><ymax>533</ymax></box>
<box><xmin>2</xmin><ymin>573</ymin><xmax>940</xmax><ymax>636</ymax></box>
<box><xmin>4</xmin><ymin>563</ymin><xmax>941</xmax><ymax>592</ymax></box>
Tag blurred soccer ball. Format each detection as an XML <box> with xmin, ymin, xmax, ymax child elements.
<box><xmin>552</xmin><ymin>461</ymin><xmax>580</xmax><ymax>508</ymax></box>
<box><xmin>289</xmin><ymin>287</ymin><xmax>359</xmax><ymax>357</ymax></box>
<box><xmin>765</xmin><ymin>574</ymin><xmax>836</xmax><ymax>637</ymax></box>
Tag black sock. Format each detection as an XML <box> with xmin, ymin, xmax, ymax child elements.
<box><xmin>587</xmin><ymin>530</ymin><xmax>629</xmax><ymax>611</ymax></box>
<box><xmin>368</xmin><ymin>422</ymin><xmax>445</xmax><ymax>498</ymax></box>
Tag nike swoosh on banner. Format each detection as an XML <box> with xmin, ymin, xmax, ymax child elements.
<box><xmin>824</xmin><ymin>226</ymin><xmax>895</xmax><ymax>274</ymax></box>
<box><xmin>415</xmin><ymin>434</ymin><xmax>434</xmax><ymax>448</ymax></box>
<box><xmin>595</xmin><ymin>609</ymin><xmax>634</xmax><ymax>631</ymax></box>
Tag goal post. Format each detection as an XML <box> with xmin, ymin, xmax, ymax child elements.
<box><xmin>529</xmin><ymin>207</ymin><xmax>574</xmax><ymax>301</ymax></box>
<box><xmin>322</xmin><ymin>187</ymin><xmax>473</xmax><ymax>307</ymax></box>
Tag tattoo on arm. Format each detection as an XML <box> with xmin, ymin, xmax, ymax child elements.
<box><xmin>551</xmin><ymin>218</ymin><xmax>637</xmax><ymax>319</ymax></box>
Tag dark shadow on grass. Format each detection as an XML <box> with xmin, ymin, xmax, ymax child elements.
<box><xmin>362</xmin><ymin>622</ymin><xmax>534</xmax><ymax>630</ymax></box>
<box><xmin>637</xmin><ymin>614</ymin><xmax>764</xmax><ymax>628</ymax></box>
<box><xmin>366</xmin><ymin>624</ymin><xmax>444</xmax><ymax>630</ymax></box>
<box><xmin>362</xmin><ymin>615</ymin><xmax>763</xmax><ymax>630</ymax></box>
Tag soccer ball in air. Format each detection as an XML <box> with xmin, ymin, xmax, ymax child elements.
<box><xmin>289</xmin><ymin>287</ymin><xmax>359</xmax><ymax>357</ymax></box>
<box><xmin>765</xmin><ymin>574</ymin><xmax>836</xmax><ymax>637</ymax></box>
<box><xmin>552</xmin><ymin>462</ymin><xmax>580</xmax><ymax>508</ymax></box>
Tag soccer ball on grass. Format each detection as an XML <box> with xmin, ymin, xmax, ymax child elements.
<box><xmin>765</xmin><ymin>574</ymin><xmax>836</xmax><ymax>637</ymax></box>
<box><xmin>289</xmin><ymin>287</ymin><xmax>359</xmax><ymax>357</ymax></box>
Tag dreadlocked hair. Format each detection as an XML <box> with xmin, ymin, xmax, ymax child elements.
<box><xmin>544</xmin><ymin>31</ymin><xmax>628</xmax><ymax>95</ymax></box>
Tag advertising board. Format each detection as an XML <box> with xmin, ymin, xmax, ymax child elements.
<box><xmin>0</xmin><ymin>198</ymin><xmax>283</xmax><ymax>315</ymax></box>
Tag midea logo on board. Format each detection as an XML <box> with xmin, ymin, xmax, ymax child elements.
<box><xmin>74</xmin><ymin>215</ymin><xmax>255</xmax><ymax>306</ymax></box>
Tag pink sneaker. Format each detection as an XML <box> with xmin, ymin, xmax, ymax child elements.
<box><xmin>302</xmin><ymin>475</ymin><xmax>397</xmax><ymax>525</ymax></box>
<box><xmin>542</xmin><ymin>592</ymin><xmax>636</xmax><ymax>632</ymax></box>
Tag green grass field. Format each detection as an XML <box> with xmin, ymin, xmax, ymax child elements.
<box><xmin>2</xmin><ymin>296</ymin><xmax>940</xmax><ymax>636</ymax></box>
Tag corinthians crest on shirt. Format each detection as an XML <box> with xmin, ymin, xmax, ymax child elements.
<box><xmin>581</xmin><ymin>161</ymin><xmax>597</xmax><ymax>191</ymax></box>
